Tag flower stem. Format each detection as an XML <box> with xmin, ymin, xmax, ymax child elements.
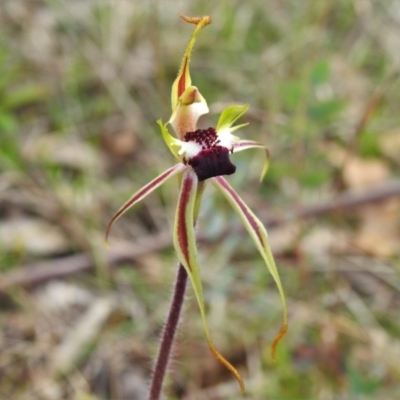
<box><xmin>147</xmin><ymin>263</ymin><xmax>188</xmax><ymax>400</ymax></box>
<box><xmin>148</xmin><ymin>182</ymin><xmax>204</xmax><ymax>399</ymax></box>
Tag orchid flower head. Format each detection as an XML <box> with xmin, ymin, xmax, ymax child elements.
<box><xmin>106</xmin><ymin>14</ymin><xmax>287</xmax><ymax>393</ymax></box>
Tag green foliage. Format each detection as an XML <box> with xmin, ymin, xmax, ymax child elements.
<box><xmin>349</xmin><ymin>368</ymin><xmax>382</xmax><ymax>396</ymax></box>
<box><xmin>308</xmin><ymin>99</ymin><xmax>345</xmax><ymax>122</ymax></box>
<box><xmin>359</xmin><ymin>131</ymin><xmax>381</xmax><ymax>158</ymax></box>
<box><xmin>310</xmin><ymin>60</ymin><xmax>330</xmax><ymax>86</ymax></box>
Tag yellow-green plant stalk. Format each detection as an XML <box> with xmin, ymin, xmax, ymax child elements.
<box><xmin>106</xmin><ymin>13</ymin><xmax>287</xmax><ymax>396</ymax></box>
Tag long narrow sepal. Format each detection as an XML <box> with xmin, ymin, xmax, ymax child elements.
<box><xmin>173</xmin><ymin>169</ymin><xmax>245</xmax><ymax>392</ymax></box>
<box><xmin>212</xmin><ymin>176</ymin><xmax>288</xmax><ymax>360</ymax></box>
<box><xmin>105</xmin><ymin>163</ymin><xmax>186</xmax><ymax>244</ymax></box>
<box><xmin>233</xmin><ymin>140</ymin><xmax>270</xmax><ymax>182</ymax></box>
<box><xmin>171</xmin><ymin>14</ymin><xmax>211</xmax><ymax>111</ymax></box>
<box><xmin>169</xmin><ymin>14</ymin><xmax>210</xmax><ymax>138</ymax></box>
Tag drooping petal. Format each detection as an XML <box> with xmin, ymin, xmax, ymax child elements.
<box><xmin>216</xmin><ymin>104</ymin><xmax>249</xmax><ymax>132</ymax></box>
<box><xmin>171</xmin><ymin>14</ymin><xmax>211</xmax><ymax>112</ymax></box>
<box><xmin>173</xmin><ymin>169</ymin><xmax>245</xmax><ymax>393</ymax></box>
<box><xmin>105</xmin><ymin>164</ymin><xmax>186</xmax><ymax>244</ymax></box>
<box><xmin>212</xmin><ymin>176</ymin><xmax>288</xmax><ymax>360</ymax></box>
<box><xmin>233</xmin><ymin>140</ymin><xmax>270</xmax><ymax>182</ymax></box>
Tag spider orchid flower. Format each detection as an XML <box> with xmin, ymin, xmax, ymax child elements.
<box><xmin>106</xmin><ymin>14</ymin><xmax>287</xmax><ymax>393</ymax></box>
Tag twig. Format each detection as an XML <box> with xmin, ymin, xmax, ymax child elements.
<box><xmin>0</xmin><ymin>231</ymin><xmax>172</xmax><ymax>292</ymax></box>
<box><xmin>1</xmin><ymin>180</ymin><xmax>399</xmax><ymax>293</ymax></box>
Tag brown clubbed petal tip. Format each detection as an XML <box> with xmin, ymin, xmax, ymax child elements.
<box><xmin>209</xmin><ymin>342</ymin><xmax>245</xmax><ymax>393</ymax></box>
<box><xmin>271</xmin><ymin>322</ymin><xmax>288</xmax><ymax>361</ymax></box>
<box><xmin>178</xmin><ymin>13</ymin><xmax>211</xmax><ymax>26</ymax></box>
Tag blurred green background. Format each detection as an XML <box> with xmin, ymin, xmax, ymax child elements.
<box><xmin>1</xmin><ymin>1</ymin><xmax>400</xmax><ymax>399</ymax></box>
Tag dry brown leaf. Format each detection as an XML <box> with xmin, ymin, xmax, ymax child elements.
<box><xmin>35</xmin><ymin>281</ymin><xmax>93</xmax><ymax>312</ymax></box>
<box><xmin>22</xmin><ymin>134</ymin><xmax>102</xmax><ymax>172</ymax></box>
<box><xmin>102</xmin><ymin>129</ymin><xmax>138</xmax><ymax>158</ymax></box>
<box><xmin>323</xmin><ymin>142</ymin><xmax>348</xmax><ymax>168</ymax></box>
<box><xmin>0</xmin><ymin>218</ymin><xmax>69</xmax><ymax>255</ymax></box>
<box><xmin>342</xmin><ymin>156</ymin><xmax>389</xmax><ymax>190</ymax></box>
<box><xmin>353</xmin><ymin>199</ymin><xmax>400</xmax><ymax>257</ymax></box>
<box><xmin>50</xmin><ymin>297</ymin><xmax>115</xmax><ymax>375</ymax></box>
<box><xmin>268</xmin><ymin>223</ymin><xmax>301</xmax><ymax>254</ymax></box>
<box><xmin>136</xmin><ymin>253</ymin><xmax>169</xmax><ymax>284</ymax></box>
<box><xmin>379</xmin><ymin>128</ymin><xmax>400</xmax><ymax>165</ymax></box>
<box><xmin>299</xmin><ymin>227</ymin><xmax>350</xmax><ymax>262</ymax></box>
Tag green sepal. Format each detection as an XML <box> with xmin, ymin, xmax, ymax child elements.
<box><xmin>212</xmin><ymin>176</ymin><xmax>288</xmax><ymax>361</ymax></box>
<box><xmin>173</xmin><ymin>170</ymin><xmax>245</xmax><ymax>393</ymax></box>
<box><xmin>157</xmin><ymin>119</ymin><xmax>181</xmax><ymax>161</ymax></box>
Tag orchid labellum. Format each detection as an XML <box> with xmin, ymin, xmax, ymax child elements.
<box><xmin>106</xmin><ymin>13</ymin><xmax>287</xmax><ymax>394</ymax></box>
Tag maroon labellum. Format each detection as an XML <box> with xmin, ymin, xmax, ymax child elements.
<box><xmin>184</xmin><ymin>127</ymin><xmax>236</xmax><ymax>181</ymax></box>
<box><xmin>188</xmin><ymin>146</ymin><xmax>236</xmax><ymax>181</ymax></box>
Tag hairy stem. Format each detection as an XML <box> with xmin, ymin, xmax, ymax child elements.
<box><xmin>147</xmin><ymin>263</ymin><xmax>188</xmax><ymax>400</ymax></box>
<box><xmin>148</xmin><ymin>181</ymin><xmax>204</xmax><ymax>399</ymax></box>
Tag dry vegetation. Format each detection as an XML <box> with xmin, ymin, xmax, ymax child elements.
<box><xmin>1</xmin><ymin>1</ymin><xmax>400</xmax><ymax>399</ymax></box>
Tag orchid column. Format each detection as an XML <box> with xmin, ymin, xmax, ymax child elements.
<box><xmin>106</xmin><ymin>14</ymin><xmax>288</xmax><ymax>397</ymax></box>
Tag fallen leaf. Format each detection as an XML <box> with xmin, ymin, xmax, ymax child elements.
<box><xmin>379</xmin><ymin>128</ymin><xmax>400</xmax><ymax>165</ymax></box>
<box><xmin>342</xmin><ymin>157</ymin><xmax>389</xmax><ymax>190</ymax></box>
<box><xmin>101</xmin><ymin>129</ymin><xmax>138</xmax><ymax>158</ymax></box>
<box><xmin>101</xmin><ymin>114</ymin><xmax>138</xmax><ymax>158</ymax></box>
<box><xmin>22</xmin><ymin>134</ymin><xmax>102</xmax><ymax>172</ymax></box>
<box><xmin>0</xmin><ymin>218</ymin><xmax>69</xmax><ymax>256</ymax></box>
<box><xmin>35</xmin><ymin>281</ymin><xmax>93</xmax><ymax>312</ymax></box>
<box><xmin>299</xmin><ymin>227</ymin><xmax>350</xmax><ymax>262</ymax></box>
<box><xmin>353</xmin><ymin>199</ymin><xmax>400</xmax><ymax>257</ymax></box>
<box><xmin>268</xmin><ymin>223</ymin><xmax>301</xmax><ymax>254</ymax></box>
<box><xmin>50</xmin><ymin>297</ymin><xmax>115</xmax><ymax>375</ymax></box>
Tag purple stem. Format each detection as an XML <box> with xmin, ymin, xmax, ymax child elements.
<box><xmin>147</xmin><ymin>263</ymin><xmax>188</xmax><ymax>400</ymax></box>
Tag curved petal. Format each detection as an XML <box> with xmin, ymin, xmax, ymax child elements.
<box><xmin>212</xmin><ymin>176</ymin><xmax>288</xmax><ymax>360</ymax></box>
<box><xmin>173</xmin><ymin>169</ymin><xmax>245</xmax><ymax>393</ymax></box>
<box><xmin>216</xmin><ymin>104</ymin><xmax>249</xmax><ymax>132</ymax></box>
<box><xmin>105</xmin><ymin>164</ymin><xmax>185</xmax><ymax>244</ymax></box>
<box><xmin>233</xmin><ymin>140</ymin><xmax>270</xmax><ymax>182</ymax></box>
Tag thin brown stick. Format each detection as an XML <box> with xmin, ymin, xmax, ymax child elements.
<box><xmin>1</xmin><ymin>180</ymin><xmax>400</xmax><ymax>293</ymax></box>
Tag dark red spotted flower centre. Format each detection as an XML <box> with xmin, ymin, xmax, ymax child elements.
<box><xmin>183</xmin><ymin>127</ymin><xmax>236</xmax><ymax>181</ymax></box>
